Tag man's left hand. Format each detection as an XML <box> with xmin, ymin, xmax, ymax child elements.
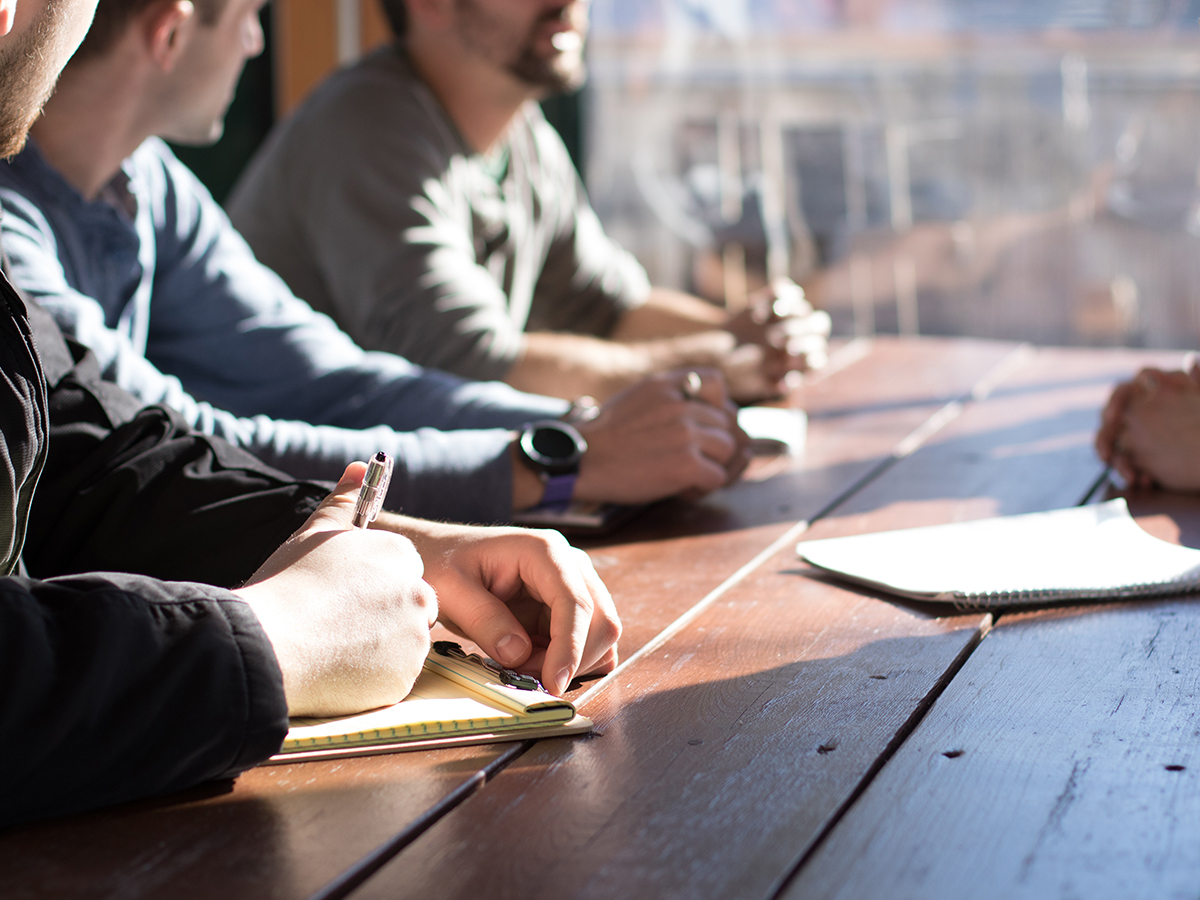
<box><xmin>375</xmin><ymin>515</ymin><xmax>621</xmax><ymax>696</ymax></box>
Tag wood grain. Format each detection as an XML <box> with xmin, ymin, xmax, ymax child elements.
<box><xmin>4</xmin><ymin>340</ymin><xmax>1172</xmax><ymax>900</ymax></box>
<box><xmin>346</xmin><ymin>344</ymin><xmax>1163</xmax><ymax>900</ymax></box>
<box><xmin>578</xmin><ymin>337</ymin><xmax>1023</xmax><ymax>661</ymax></box>
<box><xmin>0</xmin><ymin>746</ymin><xmax>517</xmax><ymax>900</ymax></box>
<box><xmin>0</xmin><ymin>338</ymin><xmax>1012</xmax><ymax>900</ymax></box>
<box><xmin>784</xmin><ymin>593</ymin><xmax>1200</xmax><ymax>900</ymax></box>
<box><xmin>348</xmin><ymin>548</ymin><xmax>990</xmax><ymax>900</ymax></box>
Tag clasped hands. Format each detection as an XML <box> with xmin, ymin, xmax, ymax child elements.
<box><xmin>236</xmin><ymin>462</ymin><xmax>621</xmax><ymax>718</ymax></box>
<box><xmin>722</xmin><ymin>278</ymin><xmax>832</xmax><ymax>402</ymax></box>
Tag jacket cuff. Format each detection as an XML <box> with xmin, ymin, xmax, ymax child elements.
<box><xmin>217</xmin><ymin>596</ymin><xmax>290</xmax><ymax>774</ymax></box>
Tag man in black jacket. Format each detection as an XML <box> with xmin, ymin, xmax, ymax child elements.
<box><xmin>0</xmin><ymin>0</ymin><xmax>619</xmax><ymax>829</ymax></box>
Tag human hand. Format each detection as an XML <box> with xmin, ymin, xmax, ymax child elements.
<box><xmin>381</xmin><ymin>517</ymin><xmax>621</xmax><ymax>696</ymax></box>
<box><xmin>1103</xmin><ymin>370</ymin><xmax>1200</xmax><ymax>492</ymax></box>
<box><xmin>572</xmin><ymin>368</ymin><xmax>751</xmax><ymax>505</ymax></box>
<box><xmin>235</xmin><ymin>463</ymin><xmax>438</xmax><ymax>717</ymax></box>
<box><xmin>724</xmin><ymin>278</ymin><xmax>831</xmax><ymax>399</ymax></box>
<box><xmin>1096</xmin><ymin>368</ymin><xmax>1193</xmax><ymax>477</ymax></box>
<box><xmin>1095</xmin><ymin>377</ymin><xmax>1141</xmax><ymax>466</ymax></box>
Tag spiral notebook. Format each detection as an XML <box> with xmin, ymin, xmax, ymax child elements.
<box><xmin>268</xmin><ymin>642</ymin><xmax>593</xmax><ymax>763</ymax></box>
<box><xmin>797</xmin><ymin>499</ymin><xmax>1200</xmax><ymax>609</ymax></box>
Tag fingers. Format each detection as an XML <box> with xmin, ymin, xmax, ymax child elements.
<box><xmin>529</xmin><ymin>542</ymin><xmax>604</xmax><ymax>695</ymax></box>
<box><xmin>1095</xmin><ymin>382</ymin><xmax>1134</xmax><ymax>462</ymax></box>
<box><xmin>434</xmin><ymin>567</ymin><xmax>536</xmax><ymax>669</ymax></box>
<box><xmin>570</xmin><ymin>548</ymin><xmax>621</xmax><ymax>675</ymax></box>
<box><xmin>527</xmin><ymin>544</ymin><xmax>625</xmax><ymax>694</ymax></box>
<box><xmin>679</xmin><ymin>393</ymin><xmax>748</xmax><ymax>487</ymax></box>
<box><xmin>673</xmin><ymin>368</ymin><xmax>749</xmax><ymax>484</ymax></box>
<box><xmin>422</xmin><ymin>527</ymin><xmax>623</xmax><ymax>697</ymax></box>
<box><xmin>677</xmin><ymin>366</ymin><xmax>732</xmax><ymax>410</ymax></box>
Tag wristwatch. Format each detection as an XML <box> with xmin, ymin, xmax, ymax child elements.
<box><xmin>517</xmin><ymin>419</ymin><xmax>588</xmax><ymax>509</ymax></box>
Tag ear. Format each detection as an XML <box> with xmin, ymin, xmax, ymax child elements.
<box><xmin>143</xmin><ymin>0</ymin><xmax>195</xmax><ymax>71</ymax></box>
<box><xmin>0</xmin><ymin>0</ymin><xmax>16</xmax><ymax>37</ymax></box>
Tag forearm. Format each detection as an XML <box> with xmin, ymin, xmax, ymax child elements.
<box><xmin>504</xmin><ymin>329</ymin><xmax>735</xmax><ymax>402</ymax></box>
<box><xmin>609</xmin><ymin>287</ymin><xmax>727</xmax><ymax>341</ymax></box>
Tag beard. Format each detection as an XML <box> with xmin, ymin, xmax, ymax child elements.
<box><xmin>0</xmin><ymin>0</ymin><xmax>69</xmax><ymax>158</ymax></box>
<box><xmin>455</xmin><ymin>0</ymin><xmax>588</xmax><ymax>96</ymax></box>
<box><xmin>507</xmin><ymin>36</ymin><xmax>587</xmax><ymax>95</ymax></box>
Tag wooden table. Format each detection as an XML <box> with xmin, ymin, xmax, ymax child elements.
<box><xmin>4</xmin><ymin>337</ymin><xmax>1198</xmax><ymax>900</ymax></box>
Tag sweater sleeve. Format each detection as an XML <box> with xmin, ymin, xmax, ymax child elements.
<box><xmin>0</xmin><ymin>157</ymin><xmax>567</xmax><ymax>524</ymax></box>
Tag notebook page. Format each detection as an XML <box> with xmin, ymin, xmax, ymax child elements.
<box><xmin>797</xmin><ymin>499</ymin><xmax>1200</xmax><ymax>601</ymax></box>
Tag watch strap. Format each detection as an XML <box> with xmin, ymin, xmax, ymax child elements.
<box><xmin>539</xmin><ymin>473</ymin><xmax>578</xmax><ymax>510</ymax></box>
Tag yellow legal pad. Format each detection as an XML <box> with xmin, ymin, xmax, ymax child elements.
<box><xmin>267</xmin><ymin>643</ymin><xmax>593</xmax><ymax>763</ymax></box>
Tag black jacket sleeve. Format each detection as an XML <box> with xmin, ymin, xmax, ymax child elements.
<box><xmin>0</xmin><ymin>572</ymin><xmax>288</xmax><ymax>829</ymax></box>
<box><xmin>0</xmin><ymin>276</ymin><xmax>319</xmax><ymax>827</ymax></box>
<box><xmin>23</xmin><ymin>299</ymin><xmax>327</xmax><ymax>587</ymax></box>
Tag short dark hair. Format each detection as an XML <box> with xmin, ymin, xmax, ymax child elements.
<box><xmin>379</xmin><ymin>0</ymin><xmax>408</xmax><ymax>38</ymax></box>
<box><xmin>71</xmin><ymin>0</ymin><xmax>227</xmax><ymax>64</ymax></box>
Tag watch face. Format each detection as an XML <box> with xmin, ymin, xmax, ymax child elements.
<box><xmin>530</xmin><ymin>425</ymin><xmax>578</xmax><ymax>459</ymax></box>
<box><xmin>520</xmin><ymin>420</ymin><xmax>586</xmax><ymax>475</ymax></box>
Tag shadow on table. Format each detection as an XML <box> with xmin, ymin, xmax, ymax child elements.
<box><xmin>808</xmin><ymin>371</ymin><xmax>1124</xmax><ymax>423</ymax></box>
<box><xmin>0</xmin><ymin>741</ymin><xmax>510</xmax><ymax>900</ymax></box>
<box><xmin>590</xmin><ymin>400</ymin><xmax>1108</xmax><ymax>550</ymax></box>
<box><xmin>399</xmin><ymin>629</ymin><xmax>995</xmax><ymax>900</ymax></box>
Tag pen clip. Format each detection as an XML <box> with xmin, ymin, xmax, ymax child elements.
<box><xmin>353</xmin><ymin>451</ymin><xmax>393</xmax><ymax>528</ymax></box>
<box><xmin>432</xmin><ymin>640</ymin><xmax>542</xmax><ymax>691</ymax></box>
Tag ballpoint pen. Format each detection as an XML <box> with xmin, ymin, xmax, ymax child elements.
<box><xmin>352</xmin><ymin>451</ymin><xmax>393</xmax><ymax>528</ymax></box>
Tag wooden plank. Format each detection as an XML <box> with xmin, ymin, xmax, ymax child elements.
<box><xmin>344</xmin><ymin>347</ymin><xmax>1163</xmax><ymax>899</ymax></box>
<box><xmin>0</xmin><ymin>339</ymin><xmax>1015</xmax><ymax>900</ymax></box>
<box><xmin>579</xmin><ymin>337</ymin><xmax>1022</xmax><ymax>658</ymax></box>
<box><xmin>814</xmin><ymin>344</ymin><xmax>1182</xmax><ymax>529</ymax></box>
<box><xmin>0</xmin><ymin>745</ymin><xmax>522</xmax><ymax>900</ymax></box>
<box><xmin>345</xmin><ymin>544</ymin><xmax>990</xmax><ymax>900</ymax></box>
<box><xmin>783</xmin><ymin>496</ymin><xmax>1200</xmax><ymax>900</ymax></box>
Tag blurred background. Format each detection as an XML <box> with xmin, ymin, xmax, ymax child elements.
<box><xmin>194</xmin><ymin>0</ymin><xmax>1200</xmax><ymax>350</ymax></box>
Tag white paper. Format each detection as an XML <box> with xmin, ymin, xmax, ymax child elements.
<box><xmin>797</xmin><ymin>499</ymin><xmax>1200</xmax><ymax>602</ymax></box>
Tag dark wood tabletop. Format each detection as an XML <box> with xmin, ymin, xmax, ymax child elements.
<box><xmin>4</xmin><ymin>337</ymin><xmax>1195</xmax><ymax>900</ymax></box>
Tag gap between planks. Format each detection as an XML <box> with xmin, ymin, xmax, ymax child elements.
<box><xmin>309</xmin><ymin>341</ymin><xmax>1037</xmax><ymax>900</ymax></box>
<box><xmin>767</xmin><ymin>346</ymin><xmax>1130</xmax><ymax>900</ymax></box>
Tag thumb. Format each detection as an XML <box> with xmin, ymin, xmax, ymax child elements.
<box><xmin>305</xmin><ymin>462</ymin><xmax>368</xmax><ymax>531</ymax></box>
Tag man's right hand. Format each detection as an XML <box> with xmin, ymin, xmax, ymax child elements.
<box><xmin>235</xmin><ymin>463</ymin><xmax>438</xmax><ymax>718</ymax></box>
<box><xmin>570</xmin><ymin>368</ymin><xmax>750</xmax><ymax>506</ymax></box>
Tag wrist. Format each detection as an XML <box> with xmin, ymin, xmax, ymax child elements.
<box><xmin>511</xmin><ymin>439</ymin><xmax>547</xmax><ymax>510</ymax></box>
<box><xmin>511</xmin><ymin>420</ymin><xmax>587</xmax><ymax>511</ymax></box>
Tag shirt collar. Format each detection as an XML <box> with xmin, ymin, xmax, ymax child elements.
<box><xmin>10</xmin><ymin>136</ymin><xmax>139</xmax><ymax>225</ymax></box>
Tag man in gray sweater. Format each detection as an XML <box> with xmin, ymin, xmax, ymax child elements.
<box><xmin>228</xmin><ymin>0</ymin><xmax>830</xmax><ymax>405</ymax></box>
